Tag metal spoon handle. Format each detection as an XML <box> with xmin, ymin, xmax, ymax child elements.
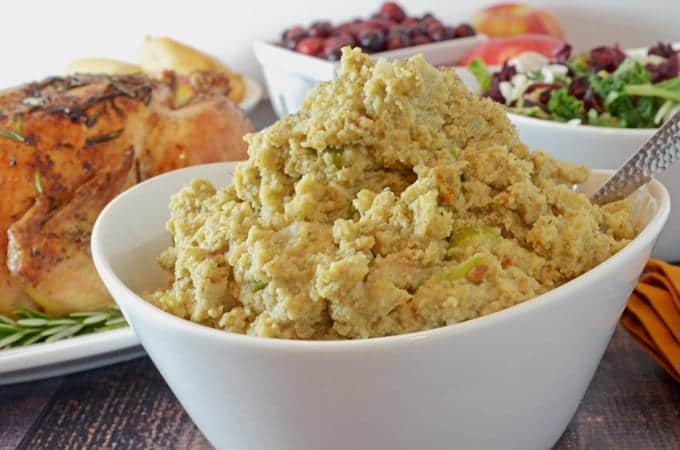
<box><xmin>590</xmin><ymin>111</ymin><xmax>680</xmax><ymax>205</ymax></box>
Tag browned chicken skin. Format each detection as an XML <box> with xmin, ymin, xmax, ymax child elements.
<box><xmin>0</xmin><ymin>73</ymin><xmax>253</xmax><ymax>316</ymax></box>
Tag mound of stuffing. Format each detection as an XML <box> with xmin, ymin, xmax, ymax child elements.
<box><xmin>148</xmin><ymin>48</ymin><xmax>635</xmax><ymax>339</ymax></box>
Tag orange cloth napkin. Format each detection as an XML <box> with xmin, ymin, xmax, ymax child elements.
<box><xmin>621</xmin><ymin>260</ymin><xmax>680</xmax><ymax>381</ymax></box>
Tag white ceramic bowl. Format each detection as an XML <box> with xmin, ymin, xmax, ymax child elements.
<box><xmin>254</xmin><ymin>35</ymin><xmax>485</xmax><ymax>118</ymax></box>
<box><xmin>507</xmin><ymin>114</ymin><xmax>679</xmax><ymax>261</ymax></box>
<box><xmin>92</xmin><ymin>162</ymin><xmax>669</xmax><ymax>450</ymax></box>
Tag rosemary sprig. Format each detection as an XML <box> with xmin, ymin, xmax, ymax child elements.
<box><xmin>0</xmin><ymin>306</ymin><xmax>128</xmax><ymax>350</ymax></box>
<box><xmin>0</xmin><ymin>129</ymin><xmax>24</xmax><ymax>143</ymax></box>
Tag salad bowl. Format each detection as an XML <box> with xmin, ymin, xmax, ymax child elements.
<box><xmin>460</xmin><ymin>42</ymin><xmax>680</xmax><ymax>260</ymax></box>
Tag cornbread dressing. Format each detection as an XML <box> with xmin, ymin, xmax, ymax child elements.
<box><xmin>149</xmin><ymin>48</ymin><xmax>635</xmax><ymax>339</ymax></box>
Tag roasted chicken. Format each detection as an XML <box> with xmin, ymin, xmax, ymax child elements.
<box><xmin>0</xmin><ymin>72</ymin><xmax>253</xmax><ymax>316</ymax></box>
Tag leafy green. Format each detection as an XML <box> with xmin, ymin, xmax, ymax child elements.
<box><xmin>567</xmin><ymin>52</ymin><xmax>590</xmax><ymax>77</ymax></box>
<box><xmin>508</xmin><ymin>106</ymin><xmax>548</xmax><ymax>119</ymax></box>
<box><xmin>547</xmin><ymin>88</ymin><xmax>584</xmax><ymax>121</ymax></box>
<box><xmin>588</xmin><ymin>61</ymin><xmax>661</xmax><ymax>128</ymax></box>
<box><xmin>624</xmin><ymin>78</ymin><xmax>680</xmax><ymax>102</ymax></box>
<box><xmin>612</xmin><ymin>59</ymin><xmax>651</xmax><ymax>85</ymax></box>
<box><xmin>468</xmin><ymin>58</ymin><xmax>493</xmax><ymax>91</ymax></box>
<box><xmin>587</xmin><ymin>109</ymin><xmax>625</xmax><ymax>127</ymax></box>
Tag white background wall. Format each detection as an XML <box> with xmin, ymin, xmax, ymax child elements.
<box><xmin>1</xmin><ymin>0</ymin><xmax>678</xmax><ymax>88</ymax></box>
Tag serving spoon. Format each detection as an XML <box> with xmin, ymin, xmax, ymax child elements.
<box><xmin>590</xmin><ymin>111</ymin><xmax>680</xmax><ymax>205</ymax></box>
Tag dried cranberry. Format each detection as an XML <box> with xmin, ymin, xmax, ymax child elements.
<box><xmin>567</xmin><ymin>77</ymin><xmax>588</xmax><ymax>99</ymax></box>
<box><xmin>453</xmin><ymin>23</ymin><xmax>476</xmax><ymax>38</ymax></box>
<box><xmin>358</xmin><ymin>28</ymin><xmax>386</xmax><ymax>53</ymax></box>
<box><xmin>484</xmin><ymin>78</ymin><xmax>505</xmax><ymax>103</ymax></box>
<box><xmin>538</xmin><ymin>89</ymin><xmax>553</xmax><ymax>105</ymax></box>
<box><xmin>379</xmin><ymin>2</ymin><xmax>407</xmax><ymax>22</ymax></box>
<box><xmin>496</xmin><ymin>62</ymin><xmax>517</xmax><ymax>82</ymax></box>
<box><xmin>583</xmin><ymin>89</ymin><xmax>604</xmax><ymax>113</ymax></box>
<box><xmin>309</xmin><ymin>21</ymin><xmax>333</xmax><ymax>39</ymax></box>
<box><xmin>648</xmin><ymin>42</ymin><xmax>675</xmax><ymax>58</ymax></box>
<box><xmin>588</xmin><ymin>45</ymin><xmax>626</xmax><ymax>72</ymax></box>
<box><xmin>646</xmin><ymin>53</ymin><xmax>680</xmax><ymax>82</ymax></box>
<box><xmin>386</xmin><ymin>30</ymin><xmax>411</xmax><ymax>50</ymax></box>
<box><xmin>554</xmin><ymin>44</ymin><xmax>572</xmax><ymax>63</ymax></box>
<box><xmin>526</xmin><ymin>82</ymin><xmax>563</xmax><ymax>95</ymax></box>
<box><xmin>296</xmin><ymin>37</ymin><xmax>324</xmax><ymax>56</ymax></box>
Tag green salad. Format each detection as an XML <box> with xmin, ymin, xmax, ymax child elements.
<box><xmin>470</xmin><ymin>42</ymin><xmax>680</xmax><ymax>128</ymax></box>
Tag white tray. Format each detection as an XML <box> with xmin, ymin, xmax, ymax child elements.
<box><xmin>0</xmin><ymin>328</ymin><xmax>142</xmax><ymax>385</ymax></box>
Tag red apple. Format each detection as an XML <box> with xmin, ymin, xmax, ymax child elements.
<box><xmin>460</xmin><ymin>34</ymin><xmax>566</xmax><ymax>66</ymax></box>
<box><xmin>472</xmin><ymin>3</ymin><xmax>564</xmax><ymax>39</ymax></box>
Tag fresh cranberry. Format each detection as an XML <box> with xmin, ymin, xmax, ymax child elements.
<box><xmin>421</xmin><ymin>16</ymin><xmax>441</xmax><ymax>28</ymax></box>
<box><xmin>308</xmin><ymin>21</ymin><xmax>333</xmax><ymax>38</ymax></box>
<box><xmin>648</xmin><ymin>42</ymin><xmax>675</xmax><ymax>58</ymax></box>
<box><xmin>296</xmin><ymin>37</ymin><xmax>324</xmax><ymax>56</ymax></box>
<box><xmin>358</xmin><ymin>28</ymin><xmax>386</xmax><ymax>53</ymax></box>
<box><xmin>403</xmin><ymin>24</ymin><xmax>420</xmax><ymax>38</ymax></box>
<box><xmin>379</xmin><ymin>18</ymin><xmax>399</xmax><ymax>31</ymax></box>
<box><xmin>386</xmin><ymin>30</ymin><xmax>411</xmax><ymax>50</ymax></box>
<box><xmin>388</xmin><ymin>25</ymin><xmax>409</xmax><ymax>36</ymax></box>
<box><xmin>336</xmin><ymin>32</ymin><xmax>357</xmax><ymax>46</ymax></box>
<box><xmin>281</xmin><ymin>26</ymin><xmax>308</xmax><ymax>49</ymax></box>
<box><xmin>324</xmin><ymin>35</ymin><xmax>355</xmax><ymax>61</ymax></box>
<box><xmin>359</xmin><ymin>20</ymin><xmax>385</xmax><ymax>32</ymax></box>
<box><xmin>427</xmin><ymin>25</ymin><xmax>447</xmax><ymax>42</ymax></box>
<box><xmin>412</xmin><ymin>35</ymin><xmax>431</xmax><ymax>46</ymax></box>
<box><xmin>588</xmin><ymin>45</ymin><xmax>626</xmax><ymax>72</ymax></box>
<box><xmin>453</xmin><ymin>23</ymin><xmax>476</xmax><ymax>38</ymax></box>
<box><xmin>379</xmin><ymin>2</ymin><xmax>406</xmax><ymax>22</ymax></box>
<box><xmin>335</xmin><ymin>22</ymin><xmax>354</xmax><ymax>36</ymax></box>
<box><xmin>401</xmin><ymin>17</ymin><xmax>418</xmax><ymax>27</ymax></box>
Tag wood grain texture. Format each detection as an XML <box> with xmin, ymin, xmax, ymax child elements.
<box><xmin>1</xmin><ymin>326</ymin><xmax>677</xmax><ymax>450</ymax></box>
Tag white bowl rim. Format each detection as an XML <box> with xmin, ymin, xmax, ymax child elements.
<box><xmin>508</xmin><ymin>112</ymin><xmax>659</xmax><ymax>137</ymax></box>
<box><xmin>92</xmin><ymin>162</ymin><xmax>670</xmax><ymax>352</ymax></box>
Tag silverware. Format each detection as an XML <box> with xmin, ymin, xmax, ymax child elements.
<box><xmin>590</xmin><ymin>111</ymin><xmax>680</xmax><ymax>205</ymax></box>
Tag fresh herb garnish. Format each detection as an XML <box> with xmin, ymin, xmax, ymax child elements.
<box><xmin>15</xmin><ymin>115</ymin><xmax>23</xmax><ymax>135</ymax></box>
<box><xmin>0</xmin><ymin>306</ymin><xmax>128</xmax><ymax>349</ymax></box>
<box><xmin>34</xmin><ymin>171</ymin><xmax>44</xmax><ymax>195</ymax></box>
<box><xmin>0</xmin><ymin>129</ymin><xmax>24</xmax><ymax>143</ymax></box>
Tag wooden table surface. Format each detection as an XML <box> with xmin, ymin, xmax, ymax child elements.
<box><xmin>1</xmin><ymin>326</ymin><xmax>678</xmax><ymax>450</ymax></box>
<box><xmin>2</xmin><ymin>104</ymin><xmax>679</xmax><ymax>450</ymax></box>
